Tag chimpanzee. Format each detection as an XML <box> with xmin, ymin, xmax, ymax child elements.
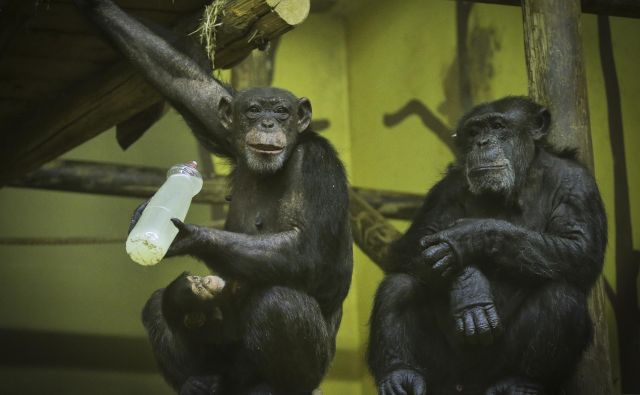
<box><xmin>368</xmin><ymin>97</ymin><xmax>607</xmax><ymax>395</ymax></box>
<box><xmin>74</xmin><ymin>1</ymin><xmax>353</xmax><ymax>394</ymax></box>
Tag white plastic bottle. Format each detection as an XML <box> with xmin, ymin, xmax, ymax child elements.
<box><xmin>126</xmin><ymin>161</ymin><xmax>203</xmax><ymax>266</ymax></box>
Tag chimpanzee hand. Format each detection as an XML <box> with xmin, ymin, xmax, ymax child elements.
<box><xmin>167</xmin><ymin>218</ymin><xmax>212</xmax><ymax>257</ymax></box>
<box><xmin>127</xmin><ymin>200</ymin><xmax>149</xmax><ymax>234</ymax></box>
<box><xmin>419</xmin><ymin>236</ymin><xmax>460</xmax><ymax>279</ymax></box>
<box><xmin>485</xmin><ymin>377</ymin><xmax>545</xmax><ymax>395</ymax></box>
<box><xmin>450</xmin><ymin>266</ymin><xmax>502</xmax><ymax>346</ymax></box>
<box><xmin>420</xmin><ymin>218</ymin><xmax>494</xmax><ymax>277</ymax></box>
<box><xmin>180</xmin><ymin>375</ymin><xmax>222</xmax><ymax>395</ymax></box>
<box><xmin>378</xmin><ymin>369</ymin><xmax>427</xmax><ymax>395</ymax></box>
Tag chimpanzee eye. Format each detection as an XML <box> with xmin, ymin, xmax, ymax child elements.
<box><xmin>274</xmin><ymin>106</ymin><xmax>290</xmax><ymax>119</ymax></box>
<box><xmin>491</xmin><ymin>121</ymin><xmax>505</xmax><ymax>129</ymax></box>
<box><xmin>246</xmin><ymin>105</ymin><xmax>261</xmax><ymax>118</ymax></box>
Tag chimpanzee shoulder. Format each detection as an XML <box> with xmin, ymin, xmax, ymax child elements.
<box><xmin>297</xmin><ymin>130</ymin><xmax>349</xmax><ymax>214</ymax></box>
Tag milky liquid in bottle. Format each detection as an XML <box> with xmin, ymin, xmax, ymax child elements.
<box><xmin>126</xmin><ymin>161</ymin><xmax>203</xmax><ymax>266</ymax></box>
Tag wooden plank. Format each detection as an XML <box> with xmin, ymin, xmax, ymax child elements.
<box><xmin>4</xmin><ymin>30</ymin><xmax>119</xmax><ymax>62</ymax></box>
<box><xmin>0</xmin><ymin>56</ymin><xmax>103</xmax><ymax>82</ymax></box>
<box><xmin>50</xmin><ymin>0</ymin><xmax>209</xmax><ymax>13</ymax></box>
<box><xmin>25</xmin><ymin>3</ymin><xmax>184</xmax><ymax>34</ymax></box>
<box><xmin>0</xmin><ymin>99</ymin><xmax>28</xmax><ymax>119</ymax></box>
<box><xmin>466</xmin><ymin>0</ymin><xmax>640</xmax><ymax>18</ymax></box>
<box><xmin>521</xmin><ymin>1</ymin><xmax>613</xmax><ymax>394</ymax></box>
<box><xmin>0</xmin><ymin>62</ymin><xmax>163</xmax><ymax>182</ymax></box>
<box><xmin>0</xmin><ymin>79</ymin><xmax>71</xmax><ymax>100</ymax></box>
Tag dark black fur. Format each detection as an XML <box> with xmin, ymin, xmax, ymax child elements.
<box><xmin>368</xmin><ymin>97</ymin><xmax>607</xmax><ymax>395</ymax></box>
<box><xmin>74</xmin><ymin>1</ymin><xmax>352</xmax><ymax>394</ymax></box>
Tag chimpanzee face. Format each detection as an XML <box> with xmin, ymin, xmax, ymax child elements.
<box><xmin>455</xmin><ymin>97</ymin><xmax>550</xmax><ymax>197</ymax></box>
<box><xmin>219</xmin><ymin>87</ymin><xmax>311</xmax><ymax>175</ymax></box>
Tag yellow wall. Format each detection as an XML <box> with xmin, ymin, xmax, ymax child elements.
<box><xmin>0</xmin><ymin>1</ymin><xmax>638</xmax><ymax>394</ymax></box>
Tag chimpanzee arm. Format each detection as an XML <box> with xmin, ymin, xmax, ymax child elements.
<box><xmin>74</xmin><ymin>0</ymin><xmax>234</xmax><ymax>156</ymax></box>
<box><xmin>424</xmin><ymin>167</ymin><xmax>607</xmax><ymax>290</ymax></box>
<box><xmin>386</xmin><ymin>168</ymin><xmax>465</xmax><ymax>277</ymax></box>
<box><xmin>169</xmin><ymin>224</ymin><xmax>311</xmax><ymax>285</ymax></box>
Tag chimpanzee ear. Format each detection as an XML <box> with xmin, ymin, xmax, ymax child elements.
<box><xmin>297</xmin><ymin>97</ymin><xmax>312</xmax><ymax>133</ymax></box>
<box><xmin>531</xmin><ymin>107</ymin><xmax>551</xmax><ymax>141</ymax></box>
<box><xmin>218</xmin><ymin>96</ymin><xmax>233</xmax><ymax>130</ymax></box>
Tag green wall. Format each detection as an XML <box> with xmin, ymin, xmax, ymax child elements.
<box><xmin>1</xmin><ymin>1</ymin><xmax>639</xmax><ymax>394</ymax></box>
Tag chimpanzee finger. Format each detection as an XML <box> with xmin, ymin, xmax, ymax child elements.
<box><xmin>423</xmin><ymin>243</ymin><xmax>450</xmax><ymax>265</ymax></box>
<box><xmin>419</xmin><ymin>234</ymin><xmax>441</xmax><ymax>248</ymax></box>
<box><xmin>464</xmin><ymin>312</ymin><xmax>476</xmax><ymax>342</ymax></box>
<box><xmin>389</xmin><ymin>380</ymin><xmax>408</xmax><ymax>395</ymax></box>
<box><xmin>441</xmin><ymin>264</ymin><xmax>457</xmax><ymax>279</ymax></box>
<box><xmin>455</xmin><ymin>316</ymin><xmax>465</xmax><ymax>336</ymax></box>
<box><xmin>432</xmin><ymin>254</ymin><xmax>456</xmax><ymax>278</ymax></box>
<box><xmin>128</xmin><ymin>200</ymin><xmax>149</xmax><ymax>234</ymax></box>
<box><xmin>472</xmin><ymin>308</ymin><xmax>493</xmax><ymax>345</ymax></box>
<box><xmin>170</xmin><ymin>218</ymin><xmax>189</xmax><ymax>232</ymax></box>
<box><xmin>379</xmin><ymin>383</ymin><xmax>392</xmax><ymax>395</ymax></box>
<box><xmin>412</xmin><ymin>379</ymin><xmax>426</xmax><ymax>395</ymax></box>
<box><xmin>166</xmin><ymin>237</ymin><xmax>193</xmax><ymax>257</ymax></box>
<box><xmin>378</xmin><ymin>382</ymin><xmax>389</xmax><ymax>395</ymax></box>
<box><xmin>484</xmin><ymin>305</ymin><xmax>503</xmax><ymax>334</ymax></box>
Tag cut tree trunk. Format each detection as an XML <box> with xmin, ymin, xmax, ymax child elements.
<box><xmin>521</xmin><ymin>1</ymin><xmax>613</xmax><ymax>394</ymax></box>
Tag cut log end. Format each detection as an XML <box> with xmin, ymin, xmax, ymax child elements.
<box><xmin>266</xmin><ymin>0</ymin><xmax>310</xmax><ymax>25</ymax></box>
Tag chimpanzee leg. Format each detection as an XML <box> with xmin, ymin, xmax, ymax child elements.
<box><xmin>230</xmin><ymin>286</ymin><xmax>331</xmax><ymax>394</ymax></box>
<box><xmin>368</xmin><ymin>273</ymin><xmax>454</xmax><ymax>391</ymax></box>
<box><xmin>488</xmin><ymin>283</ymin><xmax>592</xmax><ymax>394</ymax></box>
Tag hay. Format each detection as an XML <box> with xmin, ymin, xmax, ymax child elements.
<box><xmin>193</xmin><ymin>0</ymin><xmax>227</xmax><ymax>70</ymax></box>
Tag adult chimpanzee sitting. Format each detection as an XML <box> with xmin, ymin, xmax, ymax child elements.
<box><xmin>368</xmin><ymin>97</ymin><xmax>607</xmax><ymax>395</ymax></box>
<box><xmin>74</xmin><ymin>1</ymin><xmax>353</xmax><ymax>394</ymax></box>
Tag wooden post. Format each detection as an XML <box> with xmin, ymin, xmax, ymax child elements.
<box><xmin>521</xmin><ymin>1</ymin><xmax>613</xmax><ymax>394</ymax></box>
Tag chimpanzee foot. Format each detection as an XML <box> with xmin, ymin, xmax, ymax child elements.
<box><xmin>485</xmin><ymin>377</ymin><xmax>546</xmax><ymax>395</ymax></box>
<box><xmin>180</xmin><ymin>375</ymin><xmax>222</xmax><ymax>395</ymax></box>
<box><xmin>187</xmin><ymin>274</ymin><xmax>226</xmax><ymax>301</ymax></box>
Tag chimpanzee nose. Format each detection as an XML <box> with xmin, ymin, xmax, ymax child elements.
<box><xmin>261</xmin><ymin>118</ymin><xmax>275</xmax><ymax>128</ymax></box>
<box><xmin>477</xmin><ymin>137</ymin><xmax>490</xmax><ymax>147</ymax></box>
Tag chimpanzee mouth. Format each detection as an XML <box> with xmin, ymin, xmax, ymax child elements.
<box><xmin>248</xmin><ymin>143</ymin><xmax>285</xmax><ymax>154</ymax></box>
<box><xmin>470</xmin><ymin>164</ymin><xmax>507</xmax><ymax>174</ymax></box>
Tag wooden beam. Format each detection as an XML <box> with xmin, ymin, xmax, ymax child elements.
<box><xmin>0</xmin><ymin>0</ymin><xmax>310</xmax><ymax>184</ymax></box>
<box><xmin>521</xmin><ymin>1</ymin><xmax>613</xmax><ymax>394</ymax></box>
<box><xmin>348</xmin><ymin>189</ymin><xmax>402</xmax><ymax>270</ymax></box>
<box><xmin>352</xmin><ymin>187</ymin><xmax>422</xmax><ymax>221</ymax></box>
<box><xmin>464</xmin><ymin>0</ymin><xmax>640</xmax><ymax>19</ymax></box>
<box><xmin>7</xmin><ymin>160</ymin><xmax>230</xmax><ymax>205</ymax></box>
